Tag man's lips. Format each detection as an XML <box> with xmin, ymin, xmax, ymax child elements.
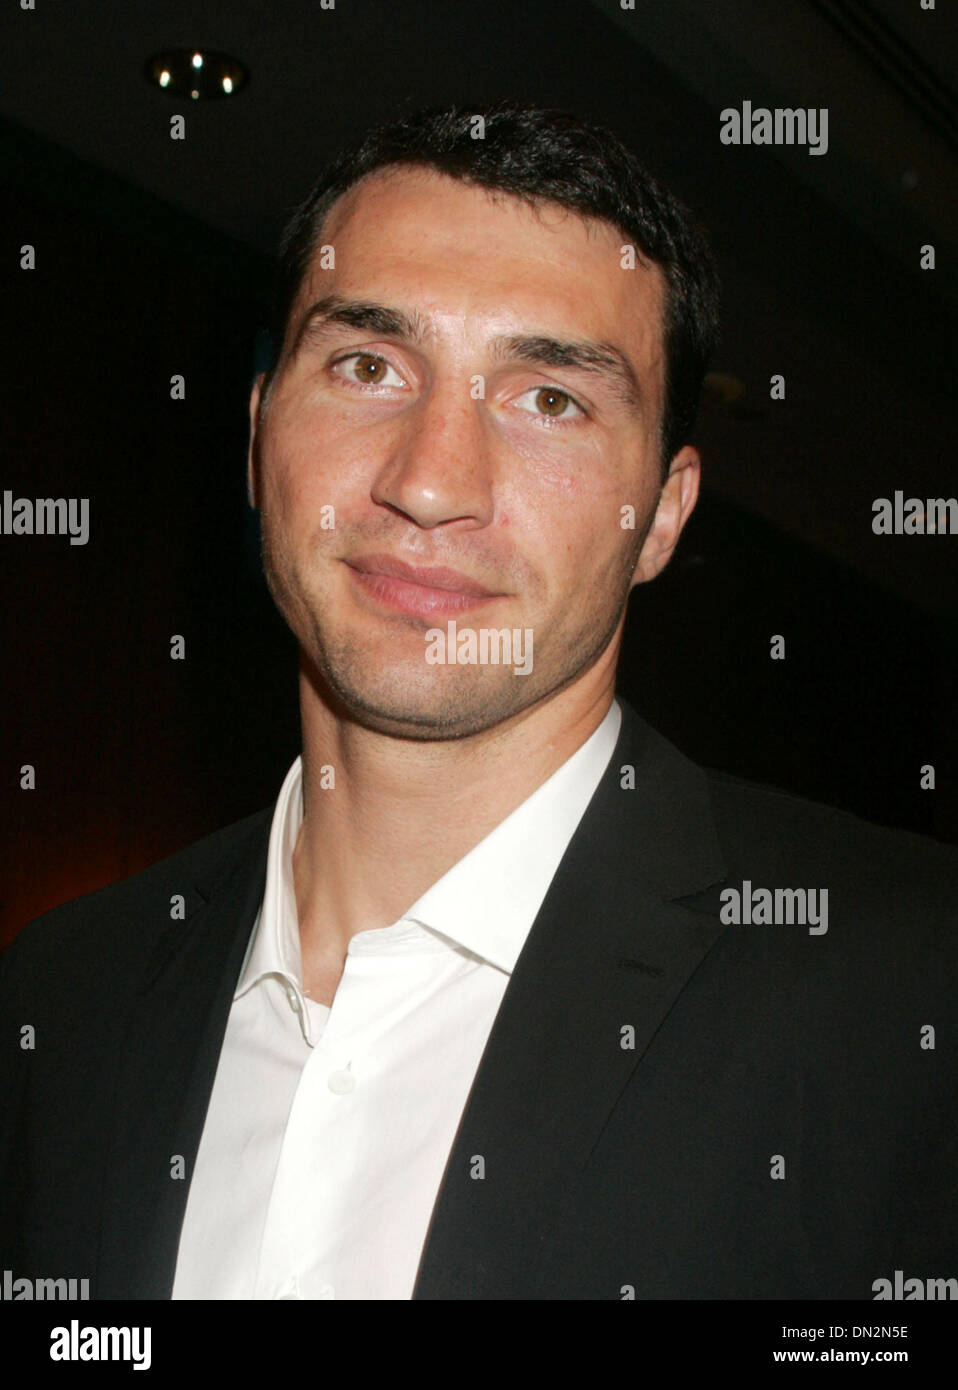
<box><xmin>347</xmin><ymin>553</ymin><xmax>498</xmax><ymax>595</ymax></box>
<box><xmin>343</xmin><ymin>553</ymin><xmax>505</xmax><ymax>618</ymax></box>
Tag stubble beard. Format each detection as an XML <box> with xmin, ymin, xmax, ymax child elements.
<box><xmin>260</xmin><ymin>522</ymin><xmax>633</xmax><ymax>743</ymax></box>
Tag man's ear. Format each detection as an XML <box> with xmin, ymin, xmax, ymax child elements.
<box><xmin>247</xmin><ymin>372</ymin><xmax>267</xmax><ymax>509</ymax></box>
<box><xmin>630</xmin><ymin>444</ymin><xmax>701</xmax><ymax>588</ymax></box>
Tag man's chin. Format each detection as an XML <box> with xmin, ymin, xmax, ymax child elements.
<box><xmin>307</xmin><ymin>660</ymin><xmax>535</xmax><ymax>742</ymax></box>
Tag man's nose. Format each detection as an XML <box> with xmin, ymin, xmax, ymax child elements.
<box><xmin>370</xmin><ymin>380</ymin><xmax>494</xmax><ymax>530</ymax></box>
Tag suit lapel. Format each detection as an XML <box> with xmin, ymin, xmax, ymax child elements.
<box><xmin>95</xmin><ymin>811</ymin><xmax>272</xmax><ymax>1299</ymax></box>
<box><xmin>413</xmin><ymin>699</ymin><xmax>729</xmax><ymax>1298</ymax></box>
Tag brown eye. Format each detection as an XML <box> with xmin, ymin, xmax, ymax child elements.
<box><xmin>535</xmin><ymin>387</ymin><xmax>571</xmax><ymax>416</ymax></box>
<box><xmin>354</xmin><ymin>354</ymin><xmax>385</xmax><ymax>383</ymax></box>
<box><xmin>335</xmin><ymin>353</ymin><xmax>405</xmax><ymax>390</ymax></box>
<box><xmin>515</xmin><ymin>384</ymin><xmax>584</xmax><ymax>421</ymax></box>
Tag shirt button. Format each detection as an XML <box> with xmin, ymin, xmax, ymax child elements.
<box><xmin>328</xmin><ymin>1069</ymin><xmax>355</xmax><ymax>1094</ymax></box>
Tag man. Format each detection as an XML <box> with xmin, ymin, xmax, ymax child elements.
<box><xmin>1</xmin><ymin>102</ymin><xmax>956</xmax><ymax>1302</ymax></box>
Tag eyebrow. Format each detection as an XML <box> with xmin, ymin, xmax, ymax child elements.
<box><xmin>291</xmin><ymin>295</ymin><xmax>430</xmax><ymax>356</ymax></box>
<box><xmin>492</xmin><ymin>334</ymin><xmax>643</xmax><ymax>411</ymax></box>
<box><xmin>290</xmin><ymin>295</ymin><xmax>644</xmax><ymax>412</ymax></box>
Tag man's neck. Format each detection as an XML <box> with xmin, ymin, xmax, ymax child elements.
<box><xmin>291</xmin><ymin>669</ymin><xmax>617</xmax><ymax>979</ymax></box>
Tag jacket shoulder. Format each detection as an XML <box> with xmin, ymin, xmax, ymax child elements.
<box><xmin>705</xmin><ymin>763</ymin><xmax>958</xmax><ymax>876</ymax></box>
<box><xmin>700</xmin><ymin>764</ymin><xmax>958</xmax><ymax>960</ymax></box>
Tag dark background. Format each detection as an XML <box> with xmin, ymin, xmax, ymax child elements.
<box><xmin>2</xmin><ymin>0</ymin><xmax>956</xmax><ymax>946</ymax></box>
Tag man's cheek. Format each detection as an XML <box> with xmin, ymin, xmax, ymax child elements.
<box><xmin>495</xmin><ymin>422</ymin><xmax>596</xmax><ymax>495</ymax></box>
<box><xmin>272</xmin><ymin>468</ymin><xmax>342</xmax><ymax>539</ymax></box>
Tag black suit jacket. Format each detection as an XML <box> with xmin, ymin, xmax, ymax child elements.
<box><xmin>2</xmin><ymin>696</ymin><xmax>957</xmax><ymax>1299</ymax></box>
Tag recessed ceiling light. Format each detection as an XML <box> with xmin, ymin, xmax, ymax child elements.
<box><xmin>144</xmin><ymin>49</ymin><xmax>249</xmax><ymax>100</ymax></box>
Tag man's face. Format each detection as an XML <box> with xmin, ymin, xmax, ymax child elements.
<box><xmin>249</xmin><ymin>166</ymin><xmax>697</xmax><ymax>739</ymax></box>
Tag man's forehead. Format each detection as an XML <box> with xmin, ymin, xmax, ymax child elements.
<box><xmin>323</xmin><ymin>162</ymin><xmax>593</xmax><ymax>234</ymax></box>
<box><xmin>319</xmin><ymin>165</ymin><xmax>656</xmax><ymax>279</ymax></box>
<box><xmin>293</xmin><ymin>166</ymin><xmax>666</xmax><ymax>363</ymax></box>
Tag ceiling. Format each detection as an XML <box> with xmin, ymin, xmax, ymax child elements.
<box><xmin>1</xmin><ymin>0</ymin><xmax>952</xmax><ymax>274</ymax></box>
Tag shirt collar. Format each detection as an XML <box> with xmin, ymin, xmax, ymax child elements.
<box><xmin>402</xmin><ymin>698</ymin><xmax>621</xmax><ymax>971</ymax></box>
<box><xmin>234</xmin><ymin>753</ymin><xmax>306</xmax><ymax>1001</ymax></box>
<box><xmin>235</xmin><ymin>697</ymin><xmax>622</xmax><ymax>996</ymax></box>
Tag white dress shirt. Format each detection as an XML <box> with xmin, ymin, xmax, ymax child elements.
<box><xmin>172</xmin><ymin>698</ymin><xmax>622</xmax><ymax>1300</ymax></box>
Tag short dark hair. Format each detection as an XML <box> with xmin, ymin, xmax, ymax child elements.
<box><xmin>269</xmin><ymin>101</ymin><xmax>721</xmax><ymax>477</ymax></box>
